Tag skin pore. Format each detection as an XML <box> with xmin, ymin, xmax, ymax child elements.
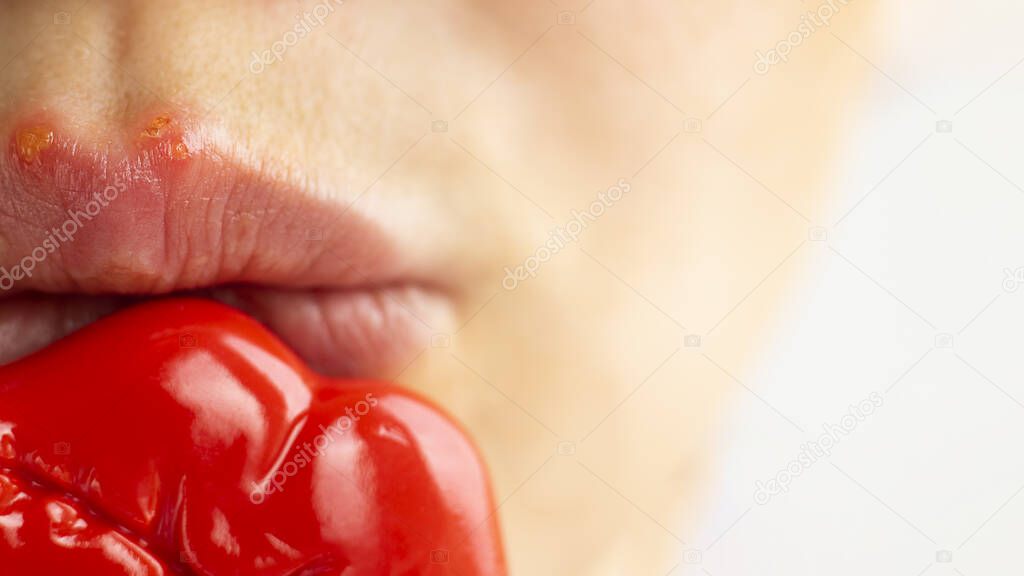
<box><xmin>0</xmin><ymin>0</ymin><xmax>873</xmax><ymax>573</ymax></box>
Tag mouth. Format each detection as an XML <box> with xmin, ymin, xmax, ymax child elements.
<box><xmin>0</xmin><ymin>112</ymin><xmax>503</xmax><ymax>574</ymax></box>
<box><xmin>0</xmin><ymin>110</ymin><xmax>453</xmax><ymax>377</ymax></box>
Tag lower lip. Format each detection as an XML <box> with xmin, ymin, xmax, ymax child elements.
<box><xmin>0</xmin><ymin>286</ymin><xmax>451</xmax><ymax>379</ymax></box>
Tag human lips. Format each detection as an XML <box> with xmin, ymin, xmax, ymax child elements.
<box><xmin>0</xmin><ymin>111</ymin><xmax>452</xmax><ymax>377</ymax></box>
<box><xmin>0</xmin><ymin>107</ymin><xmax>506</xmax><ymax>574</ymax></box>
<box><xmin>0</xmin><ymin>298</ymin><xmax>505</xmax><ymax>574</ymax></box>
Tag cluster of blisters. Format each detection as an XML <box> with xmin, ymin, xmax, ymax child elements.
<box><xmin>140</xmin><ymin>114</ymin><xmax>190</xmax><ymax>160</ymax></box>
<box><xmin>11</xmin><ymin>114</ymin><xmax>193</xmax><ymax>169</ymax></box>
<box><xmin>13</xmin><ymin>126</ymin><xmax>54</xmax><ymax>165</ymax></box>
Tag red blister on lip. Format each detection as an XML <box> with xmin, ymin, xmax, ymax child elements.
<box><xmin>0</xmin><ymin>298</ymin><xmax>505</xmax><ymax>575</ymax></box>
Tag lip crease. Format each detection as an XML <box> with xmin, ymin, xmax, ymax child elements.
<box><xmin>0</xmin><ymin>109</ymin><xmax>451</xmax><ymax>377</ymax></box>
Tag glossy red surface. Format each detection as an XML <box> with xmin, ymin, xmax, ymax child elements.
<box><xmin>0</xmin><ymin>298</ymin><xmax>505</xmax><ymax>575</ymax></box>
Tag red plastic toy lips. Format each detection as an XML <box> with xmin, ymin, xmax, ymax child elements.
<box><xmin>0</xmin><ymin>299</ymin><xmax>505</xmax><ymax>575</ymax></box>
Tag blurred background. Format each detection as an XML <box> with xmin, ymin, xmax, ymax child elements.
<box><xmin>694</xmin><ymin>2</ymin><xmax>1024</xmax><ymax>575</ymax></box>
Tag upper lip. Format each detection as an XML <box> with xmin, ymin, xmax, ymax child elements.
<box><xmin>3</xmin><ymin>111</ymin><xmax>406</xmax><ymax>294</ymax></box>
<box><xmin>0</xmin><ymin>111</ymin><xmax>451</xmax><ymax>376</ymax></box>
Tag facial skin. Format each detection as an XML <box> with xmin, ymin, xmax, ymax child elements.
<box><xmin>0</xmin><ymin>0</ymin><xmax>872</xmax><ymax>573</ymax></box>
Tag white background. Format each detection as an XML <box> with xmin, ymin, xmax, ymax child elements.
<box><xmin>696</xmin><ymin>2</ymin><xmax>1024</xmax><ymax>574</ymax></box>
